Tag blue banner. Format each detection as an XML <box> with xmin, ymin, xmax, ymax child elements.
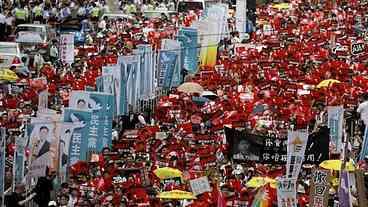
<box><xmin>136</xmin><ymin>45</ymin><xmax>154</xmax><ymax>99</ymax></box>
<box><xmin>178</xmin><ymin>27</ymin><xmax>198</xmax><ymax>74</ymax></box>
<box><xmin>161</xmin><ymin>39</ymin><xmax>182</xmax><ymax>88</ymax></box>
<box><xmin>63</xmin><ymin>108</ymin><xmax>92</xmax><ymax>164</ymax></box>
<box><xmin>69</xmin><ymin>91</ymin><xmax>114</xmax><ymax>152</ymax></box>
<box><xmin>327</xmin><ymin>106</ymin><xmax>344</xmax><ymax>153</ymax></box>
<box><xmin>13</xmin><ymin>135</ymin><xmax>27</xmax><ymax>186</ymax></box>
<box><xmin>118</xmin><ymin>55</ymin><xmax>140</xmax><ymax>113</ymax></box>
<box><xmin>158</xmin><ymin>51</ymin><xmax>177</xmax><ymax>88</ymax></box>
<box><xmin>88</xmin><ymin>92</ymin><xmax>114</xmax><ymax>150</ymax></box>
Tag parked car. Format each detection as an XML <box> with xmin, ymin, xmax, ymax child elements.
<box><xmin>0</xmin><ymin>42</ymin><xmax>28</xmax><ymax>75</ymax></box>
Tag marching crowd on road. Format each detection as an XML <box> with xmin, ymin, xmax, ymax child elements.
<box><xmin>0</xmin><ymin>0</ymin><xmax>368</xmax><ymax>207</ymax></box>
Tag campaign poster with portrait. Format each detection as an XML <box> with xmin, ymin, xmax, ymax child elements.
<box><xmin>161</xmin><ymin>39</ymin><xmax>183</xmax><ymax>87</ymax></box>
<box><xmin>58</xmin><ymin>122</ymin><xmax>76</xmax><ymax>183</ymax></box>
<box><xmin>28</xmin><ymin>116</ymin><xmax>61</xmax><ymax>178</ymax></box>
<box><xmin>63</xmin><ymin>108</ymin><xmax>92</xmax><ymax>165</ymax></box>
<box><xmin>69</xmin><ymin>91</ymin><xmax>114</xmax><ymax>151</ymax></box>
<box><xmin>224</xmin><ymin>127</ymin><xmax>263</xmax><ymax>162</ymax></box>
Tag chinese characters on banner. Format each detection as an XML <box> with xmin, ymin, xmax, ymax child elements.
<box><xmin>277</xmin><ymin>178</ymin><xmax>297</xmax><ymax>207</ymax></box>
<box><xmin>69</xmin><ymin>91</ymin><xmax>114</xmax><ymax>151</ymax></box>
<box><xmin>63</xmin><ymin>108</ymin><xmax>91</xmax><ymax>165</ymax></box>
<box><xmin>310</xmin><ymin>169</ymin><xmax>330</xmax><ymax>207</ymax></box>
<box><xmin>177</xmin><ymin>27</ymin><xmax>199</xmax><ymax>74</ymax></box>
<box><xmin>59</xmin><ymin>33</ymin><xmax>74</xmax><ymax>64</ymax></box>
<box><xmin>286</xmin><ymin>130</ymin><xmax>308</xmax><ymax>178</ymax></box>
<box><xmin>339</xmin><ymin>170</ymin><xmax>353</xmax><ymax>207</ymax></box>
<box><xmin>158</xmin><ymin>51</ymin><xmax>178</xmax><ymax>88</ymax></box>
<box><xmin>189</xmin><ymin>176</ymin><xmax>211</xmax><ymax>196</ymax></box>
<box><xmin>328</xmin><ymin>106</ymin><xmax>344</xmax><ymax>153</ymax></box>
<box><xmin>225</xmin><ymin>127</ymin><xmax>329</xmax><ymax>164</ymax></box>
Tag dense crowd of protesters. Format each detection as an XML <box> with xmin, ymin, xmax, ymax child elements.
<box><xmin>0</xmin><ymin>0</ymin><xmax>368</xmax><ymax>206</ymax></box>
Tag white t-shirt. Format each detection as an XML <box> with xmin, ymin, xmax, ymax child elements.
<box><xmin>0</xmin><ymin>13</ymin><xmax>6</xmax><ymax>24</ymax></box>
<box><xmin>357</xmin><ymin>101</ymin><xmax>368</xmax><ymax>125</ymax></box>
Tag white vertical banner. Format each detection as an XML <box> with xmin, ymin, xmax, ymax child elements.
<box><xmin>236</xmin><ymin>0</ymin><xmax>247</xmax><ymax>39</ymax></box>
<box><xmin>277</xmin><ymin>178</ymin><xmax>298</xmax><ymax>207</ymax></box>
<box><xmin>327</xmin><ymin>106</ymin><xmax>344</xmax><ymax>153</ymax></box>
<box><xmin>59</xmin><ymin>33</ymin><xmax>75</xmax><ymax>64</ymax></box>
<box><xmin>38</xmin><ymin>90</ymin><xmax>48</xmax><ymax>112</ymax></box>
<box><xmin>286</xmin><ymin>130</ymin><xmax>308</xmax><ymax>178</ymax></box>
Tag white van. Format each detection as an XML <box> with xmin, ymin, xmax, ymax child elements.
<box><xmin>177</xmin><ymin>0</ymin><xmax>205</xmax><ymax>12</ymax></box>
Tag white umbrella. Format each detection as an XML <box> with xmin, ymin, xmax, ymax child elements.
<box><xmin>177</xmin><ymin>82</ymin><xmax>204</xmax><ymax>94</ymax></box>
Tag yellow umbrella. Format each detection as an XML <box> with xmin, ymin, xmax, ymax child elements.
<box><xmin>332</xmin><ymin>178</ymin><xmax>339</xmax><ymax>187</ymax></box>
<box><xmin>177</xmin><ymin>82</ymin><xmax>204</xmax><ymax>94</ymax></box>
<box><xmin>157</xmin><ymin>190</ymin><xmax>196</xmax><ymax>200</ymax></box>
<box><xmin>0</xmin><ymin>69</ymin><xmax>19</xmax><ymax>81</ymax></box>
<box><xmin>245</xmin><ymin>177</ymin><xmax>277</xmax><ymax>188</ymax></box>
<box><xmin>153</xmin><ymin>167</ymin><xmax>183</xmax><ymax>180</ymax></box>
<box><xmin>316</xmin><ymin>79</ymin><xmax>341</xmax><ymax>88</ymax></box>
<box><xmin>272</xmin><ymin>3</ymin><xmax>291</xmax><ymax>10</ymax></box>
<box><xmin>319</xmin><ymin>160</ymin><xmax>355</xmax><ymax>171</ymax></box>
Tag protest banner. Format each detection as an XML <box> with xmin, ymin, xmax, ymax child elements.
<box><xmin>27</xmin><ymin>114</ymin><xmax>62</xmax><ymax>177</ymax></box>
<box><xmin>339</xmin><ymin>170</ymin><xmax>353</xmax><ymax>207</ymax></box>
<box><xmin>13</xmin><ymin>133</ymin><xmax>27</xmax><ymax>188</ymax></box>
<box><xmin>178</xmin><ymin>27</ymin><xmax>199</xmax><ymax>74</ymax></box>
<box><xmin>328</xmin><ymin>106</ymin><xmax>344</xmax><ymax>153</ymax></box>
<box><xmin>225</xmin><ymin>127</ymin><xmax>329</xmax><ymax>164</ymax></box>
<box><xmin>59</xmin><ymin>33</ymin><xmax>75</xmax><ymax>64</ymax></box>
<box><xmin>158</xmin><ymin>50</ymin><xmax>178</xmax><ymax>88</ymax></box>
<box><xmin>136</xmin><ymin>44</ymin><xmax>155</xmax><ymax>99</ymax></box>
<box><xmin>286</xmin><ymin>130</ymin><xmax>308</xmax><ymax>178</ymax></box>
<box><xmin>161</xmin><ymin>39</ymin><xmax>183</xmax><ymax>87</ymax></box>
<box><xmin>69</xmin><ymin>91</ymin><xmax>114</xmax><ymax>151</ymax></box>
<box><xmin>310</xmin><ymin>169</ymin><xmax>330</xmax><ymax>207</ymax></box>
<box><xmin>189</xmin><ymin>176</ymin><xmax>211</xmax><ymax>196</ymax></box>
<box><xmin>277</xmin><ymin>178</ymin><xmax>297</xmax><ymax>207</ymax></box>
<box><xmin>63</xmin><ymin>108</ymin><xmax>92</xmax><ymax>165</ymax></box>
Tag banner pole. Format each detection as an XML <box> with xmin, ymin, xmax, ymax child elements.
<box><xmin>1</xmin><ymin>127</ymin><xmax>5</xmax><ymax>207</ymax></box>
